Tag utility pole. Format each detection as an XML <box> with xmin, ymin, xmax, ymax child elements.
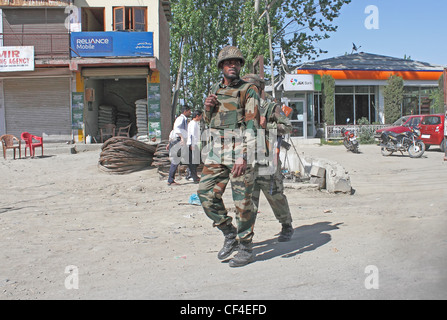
<box><xmin>259</xmin><ymin>0</ymin><xmax>280</xmax><ymax>100</ymax></box>
<box><xmin>252</xmin><ymin>55</ymin><xmax>265</xmax><ymax>99</ymax></box>
<box><xmin>171</xmin><ymin>37</ymin><xmax>184</xmax><ymax>124</ymax></box>
<box><xmin>265</xmin><ymin>4</ymin><xmax>276</xmax><ymax>99</ymax></box>
<box><xmin>255</xmin><ymin>0</ymin><xmax>260</xmax><ymax>14</ymax></box>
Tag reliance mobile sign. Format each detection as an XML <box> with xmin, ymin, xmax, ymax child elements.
<box><xmin>71</xmin><ymin>32</ymin><xmax>154</xmax><ymax>58</ymax></box>
<box><xmin>75</xmin><ymin>36</ymin><xmax>113</xmax><ymax>52</ymax></box>
<box><xmin>0</xmin><ymin>46</ymin><xmax>34</xmax><ymax>72</ymax></box>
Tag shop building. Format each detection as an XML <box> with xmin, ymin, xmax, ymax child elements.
<box><xmin>0</xmin><ymin>0</ymin><xmax>72</xmax><ymax>141</ymax></box>
<box><xmin>275</xmin><ymin>52</ymin><xmax>444</xmax><ymax>138</ymax></box>
<box><xmin>0</xmin><ymin>0</ymin><xmax>172</xmax><ymax>143</ymax></box>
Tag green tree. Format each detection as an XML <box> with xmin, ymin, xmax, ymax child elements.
<box><xmin>357</xmin><ymin>117</ymin><xmax>375</xmax><ymax>144</ymax></box>
<box><xmin>170</xmin><ymin>0</ymin><xmax>267</xmax><ymax>111</ymax></box>
<box><xmin>170</xmin><ymin>0</ymin><xmax>351</xmax><ymax>111</ymax></box>
<box><xmin>430</xmin><ymin>74</ymin><xmax>445</xmax><ymax>114</ymax></box>
<box><xmin>322</xmin><ymin>74</ymin><xmax>335</xmax><ymax>124</ymax></box>
<box><xmin>278</xmin><ymin>0</ymin><xmax>351</xmax><ymax>64</ymax></box>
<box><xmin>383</xmin><ymin>75</ymin><xmax>404</xmax><ymax>124</ymax></box>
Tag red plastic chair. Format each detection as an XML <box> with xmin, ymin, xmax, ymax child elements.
<box><xmin>21</xmin><ymin>132</ymin><xmax>43</xmax><ymax>158</ymax></box>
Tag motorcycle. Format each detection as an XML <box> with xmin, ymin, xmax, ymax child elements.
<box><xmin>379</xmin><ymin>127</ymin><xmax>425</xmax><ymax>158</ymax></box>
<box><xmin>341</xmin><ymin>128</ymin><xmax>359</xmax><ymax>153</ymax></box>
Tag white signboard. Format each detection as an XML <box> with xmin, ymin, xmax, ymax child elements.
<box><xmin>284</xmin><ymin>74</ymin><xmax>315</xmax><ymax>91</ymax></box>
<box><xmin>0</xmin><ymin>46</ymin><xmax>34</xmax><ymax>72</ymax></box>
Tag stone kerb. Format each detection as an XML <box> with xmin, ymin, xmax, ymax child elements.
<box><xmin>281</xmin><ymin>151</ymin><xmax>352</xmax><ymax>194</ymax></box>
<box><xmin>303</xmin><ymin>156</ymin><xmax>352</xmax><ymax>193</ymax></box>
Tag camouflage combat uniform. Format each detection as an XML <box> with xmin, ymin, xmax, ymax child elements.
<box><xmin>253</xmin><ymin>99</ymin><xmax>293</xmax><ymax>225</ymax></box>
<box><xmin>198</xmin><ymin>79</ymin><xmax>261</xmax><ymax>242</ymax></box>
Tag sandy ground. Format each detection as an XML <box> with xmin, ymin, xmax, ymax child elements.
<box><xmin>1</xmin><ymin>141</ymin><xmax>447</xmax><ymax>300</ymax></box>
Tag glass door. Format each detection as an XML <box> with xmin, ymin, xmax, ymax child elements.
<box><xmin>289</xmin><ymin>99</ymin><xmax>306</xmax><ymax>138</ymax></box>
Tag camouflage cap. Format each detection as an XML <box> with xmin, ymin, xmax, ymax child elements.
<box><xmin>217</xmin><ymin>46</ymin><xmax>245</xmax><ymax>68</ymax></box>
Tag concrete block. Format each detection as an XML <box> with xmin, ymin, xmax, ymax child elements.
<box><xmin>310</xmin><ymin>176</ymin><xmax>326</xmax><ymax>189</ymax></box>
<box><xmin>326</xmin><ymin>166</ymin><xmax>351</xmax><ymax>194</ymax></box>
<box><xmin>310</xmin><ymin>165</ymin><xmax>326</xmax><ymax>178</ymax></box>
<box><xmin>302</xmin><ymin>156</ymin><xmax>352</xmax><ymax>194</ymax></box>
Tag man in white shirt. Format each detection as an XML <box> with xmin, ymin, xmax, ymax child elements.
<box><xmin>167</xmin><ymin>105</ymin><xmax>191</xmax><ymax>185</ymax></box>
<box><xmin>186</xmin><ymin>110</ymin><xmax>203</xmax><ymax>182</ymax></box>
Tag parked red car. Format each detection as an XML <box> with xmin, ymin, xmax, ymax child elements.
<box><xmin>375</xmin><ymin>115</ymin><xmax>422</xmax><ymax>137</ymax></box>
<box><xmin>419</xmin><ymin>114</ymin><xmax>445</xmax><ymax>151</ymax></box>
<box><xmin>375</xmin><ymin>114</ymin><xmax>445</xmax><ymax>152</ymax></box>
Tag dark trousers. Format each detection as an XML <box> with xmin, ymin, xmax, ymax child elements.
<box><xmin>168</xmin><ymin>144</ymin><xmax>200</xmax><ymax>183</ymax></box>
<box><xmin>186</xmin><ymin>145</ymin><xmax>201</xmax><ymax>181</ymax></box>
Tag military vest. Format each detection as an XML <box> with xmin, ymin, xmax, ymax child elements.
<box><xmin>257</xmin><ymin>100</ymin><xmax>292</xmax><ymax>169</ymax></box>
<box><xmin>209</xmin><ymin>80</ymin><xmax>254</xmax><ymax>130</ymax></box>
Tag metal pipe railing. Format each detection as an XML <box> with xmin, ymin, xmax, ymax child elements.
<box><xmin>1</xmin><ymin>32</ymin><xmax>70</xmax><ymax>59</ymax></box>
<box><xmin>0</xmin><ymin>0</ymin><xmax>71</xmax><ymax>7</ymax></box>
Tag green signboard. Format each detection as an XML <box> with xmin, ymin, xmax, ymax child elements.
<box><xmin>72</xmin><ymin>92</ymin><xmax>84</xmax><ymax>130</ymax></box>
<box><xmin>147</xmin><ymin>83</ymin><xmax>161</xmax><ymax>140</ymax></box>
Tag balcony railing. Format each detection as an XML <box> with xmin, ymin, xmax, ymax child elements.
<box><xmin>0</xmin><ymin>0</ymin><xmax>71</xmax><ymax>6</ymax></box>
<box><xmin>1</xmin><ymin>32</ymin><xmax>70</xmax><ymax>59</ymax></box>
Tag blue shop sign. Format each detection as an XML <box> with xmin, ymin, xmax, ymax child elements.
<box><xmin>71</xmin><ymin>32</ymin><xmax>154</xmax><ymax>57</ymax></box>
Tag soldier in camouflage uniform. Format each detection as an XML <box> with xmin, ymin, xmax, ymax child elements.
<box><xmin>242</xmin><ymin>74</ymin><xmax>294</xmax><ymax>242</ymax></box>
<box><xmin>198</xmin><ymin>46</ymin><xmax>261</xmax><ymax>267</ymax></box>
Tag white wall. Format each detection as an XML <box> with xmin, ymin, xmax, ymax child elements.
<box><xmin>74</xmin><ymin>0</ymin><xmax>161</xmax><ymax>58</ymax></box>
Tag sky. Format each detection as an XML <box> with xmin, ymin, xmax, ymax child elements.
<box><xmin>304</xmin><ymin>0</ymin><xmax>447</xmax><ymax>66</ymax></box>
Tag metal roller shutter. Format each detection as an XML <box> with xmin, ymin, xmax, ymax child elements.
<box><xmin>4</xmin><ymin>78</ymin><xmax>71</xmax><ymax>141</ymax></box>
<box><xmin>81</xmin><ymin>67</ymin><xmax>149</xmax><ymax>78</ymax></box>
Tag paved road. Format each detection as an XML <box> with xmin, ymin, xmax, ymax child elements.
<box><xmin>0</xmin><ymin>142</ymin><xmax>446</xmax><ymax>300</ymax></box>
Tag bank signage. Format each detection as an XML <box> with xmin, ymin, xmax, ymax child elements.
<box><xmin>0</xmin><ymin>46</ymin><xmax>34</xmax><ymax>72</ymax></box>
<box><xmin>70</xmin><ymin>32</ymin><xmax>154</xmax><ymax>58</ymax></box>
<box><xmin>284</xmin><ymin>74</ymin><xmax>321</xmax><ymax>91</ymax></box>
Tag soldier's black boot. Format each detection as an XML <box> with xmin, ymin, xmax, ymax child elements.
<box><xmin>229</xmin><ymin>241</ymin><xmax>254</xmax><ymax>268</ymax></box>
<box><xmin>278</xmin><ymin>223</ymin><xmax>294</xmax><ymax>242</ymax></box>
<box><xmin>217</xmin><ymin>223</ymin><xmax>238</xmax><ymax>260</ymax></box>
